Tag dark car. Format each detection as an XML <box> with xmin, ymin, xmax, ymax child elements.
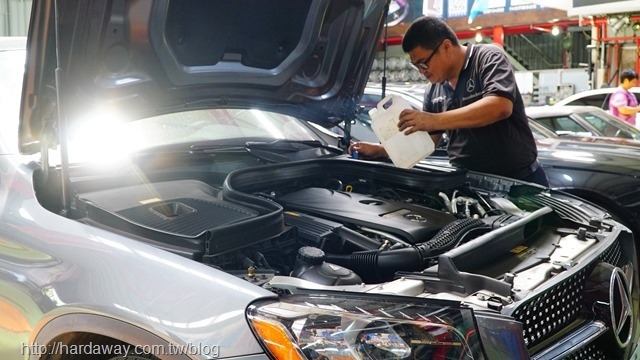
<box><xmin>526</xmin><ymin>105</ymin><xmax>640</xmax><ymax>142</ymax></box>
<box><xmin>2</xmin><ymin>2</ymin><xmax>639</xmax><ymax>360</ymax></box>
<box><xmin>528</xmin><ymin>120</ymin><xmax>640</xmax><ymax>238</ymax></box>
<box><xmin>359</xmin><ymin>86</ymin><xmax>640</xmax><ymax>241</ymax></box>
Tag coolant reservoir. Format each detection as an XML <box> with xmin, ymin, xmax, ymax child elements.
<box><xmin>291</xmin><ymin>247</ymin><xmax>362</xmax><ymax>286</ymax></box>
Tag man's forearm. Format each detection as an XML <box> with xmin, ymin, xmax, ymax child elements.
<box><xmin>617</xmin><ymin>105</ymin><xmax>640</xmax><ymax>115</ymax></box>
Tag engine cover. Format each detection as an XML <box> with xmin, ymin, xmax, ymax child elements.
<box><xmin>277</xmin><ymin>188</ymin><xmax>456</xmax><ymax>244</ymax></box>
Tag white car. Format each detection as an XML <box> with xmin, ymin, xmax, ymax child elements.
<box><xmin>526</xmin><ymin>105</ymin><xmax>640</xmax><ymax>141</ymax></box>
<box><xmin>554</xmin><ymin>87</ymin><xmax>640</xmax><ymax>126</ymax></box>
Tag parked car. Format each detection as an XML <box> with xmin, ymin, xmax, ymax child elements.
<box><xmin>360</xmin><ymin>86</ymin><xmax>640</xmax><ymax>240</ymax></box>
<box><xmin>553</xmin><ymin>87</ymin><xmax>640</xmax><ymax>125</ymax></box>
<box><xmin>2</xmin><ymin>3</ymin><xmax>639</xmax><ymax>360</ymax></box>
<box><xmin>527</xmin><ymin>120</ymin><xmax>640</xmax><ymax>238</ymax></box>
<box><xmin>526</xmin><ymin>105</ymin><xmax>640</xmax><ymax>142</ymax></box>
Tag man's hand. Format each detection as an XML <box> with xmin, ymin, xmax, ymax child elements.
<box><xmin>398</xmin><ymin>109</ymin><xmax>438</xmax><ymax>135</ymax></box>
<box><xmin>348</xmin><ymin>142</ymin><xmax>388</xmax><ymax>159</ymax></box>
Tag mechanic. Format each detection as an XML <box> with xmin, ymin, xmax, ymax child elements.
<box><xmin>609</xmin><ymin>69</ymin><xmax>640</xmax><ymax>126</ymax></box>
<box><xmin>349</xmin><ymin>16</ymin><xmax>549</xmax><ymax>187</ymax></box>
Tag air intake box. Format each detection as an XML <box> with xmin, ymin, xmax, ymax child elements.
<box><xmin>78</xmin><ymin>179</ymin><xmax>284</xmax><ymax>258</ymax></box>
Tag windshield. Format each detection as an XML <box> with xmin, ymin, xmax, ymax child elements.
<box><xmin>66</xmin><ymin>108</ymin><xmax>322</xmax><ymax>163</ymax></box>
<box><xmin>134</xmin><ymin>109</ymin><xmax>317</xmax><ymax>146</ymax></box>
<box><xmin>577</xmin><ymin>110</ymin><xmax>640</xmax><ymax>140</ymax></box>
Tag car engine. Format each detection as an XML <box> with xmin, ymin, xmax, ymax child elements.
<box><xmin>74</xmin><ymin>157</ymin><xmax>621</xmax><ymax>291</ymax></box>
<box><xmin>61</xmin><ymin>156</ymin><xmax>637</xmax><ymax>358</ymax></box>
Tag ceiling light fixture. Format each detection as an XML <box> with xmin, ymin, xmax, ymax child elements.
<box><xmin>530</xmin><ymin>24</ymin><xmax>561</xmax><ymax>36</ymax></box>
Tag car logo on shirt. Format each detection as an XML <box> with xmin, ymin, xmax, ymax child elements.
<box><xmin>466</xmin><ymin>79</ymin><xmax>475</xmax><ymax>93</ymax></box>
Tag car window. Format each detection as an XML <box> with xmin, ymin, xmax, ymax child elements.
<box><xmin>581</xmin><ymin>112</ymin><xmax>628</xmax><ymax>138</ymax></box>
<box><xmin>529</xmin><ymin>126</ymin><xmax>547</xmax><ymax>140</ymax></box>
<box><xmin>533</xmin><ymin>116</ymin><xmax>593</xmax><ymax>136</ymax></box>
<box><xmin>564</xmin><ymin>94</ymin><xmax>610</xmax><ymax>110</ymax></box>
<box><xmin>527</xmin><ymin>120</ymin><xmax>557</xmax><ymax>140</ymax></box>
<box><xmin>579</xmin><ymin>111</ymin><xmax>640</xmax><ymax>140</ymax></box>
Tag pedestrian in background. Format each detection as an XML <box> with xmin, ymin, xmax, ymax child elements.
<box><xmin>609</xmin><ymin>69</ymin><xmax>640</xmax><ymax>127</ymax></box>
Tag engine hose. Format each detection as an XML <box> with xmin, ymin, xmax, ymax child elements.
<box><xmin>416</xmin><ymin>218</ymin><xmax>488</xmax><ymax>258</ymax></box>
<box><xmin>325</xmin><ymin>218</ymin><xmax>489</xmax><ymax>282</ymax></box>
<box><xmin>326</xmin><ymin>247</ymin><xmax>423</xmax><ymax>282</ymax></box>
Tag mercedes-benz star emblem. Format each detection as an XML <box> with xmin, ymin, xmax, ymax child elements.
<box><xmin>404</xmin><ymin>213</ymin><xmax>427</xmax><ymax>223</ymax></box>
<box><xmin>466</xmin><ymin>79</ymin><xmax>475</xmax><ymax>93</ymax></box>
<box><xmin>610</xmin><ymin>267</ymin><xmax>633</xmax><ymax>348</ymax></box>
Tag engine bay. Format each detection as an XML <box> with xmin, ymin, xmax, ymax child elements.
<box><xmin>67</xmin><ymin>157</ymin><xmax>617</xmax><ymax>303</ymax></box>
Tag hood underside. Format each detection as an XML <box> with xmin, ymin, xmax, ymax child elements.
<box><xmin>20</xmin><ymin>0</ymin><xmax>388</xmax><ymax>154</ymax></box>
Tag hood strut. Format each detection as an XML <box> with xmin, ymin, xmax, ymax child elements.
<box><xmin>381</xmin><ymin>0</ymin><xmax>390</xmax><ymax>99</ymax></box>
<box><xmin>54</xmin><ymin>0</ymin><xmax>72</xmax><ymax>217</ymax></box>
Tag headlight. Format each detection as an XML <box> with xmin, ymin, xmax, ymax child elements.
<box><xmin>247</xmin><ymin>294</ymin><xmax>483</xmax><ymax>359</ymax></box>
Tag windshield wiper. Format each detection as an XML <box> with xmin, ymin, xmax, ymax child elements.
<box><xmin>245</xmin><ymin>139</ymin><xmax>343</xmax><ymax>155</ymax></box>
<box><xmin>190</xmin><ymin>144</ymin><xmax>248</xmax><ymax>153</ymax></box>
<box><xmin>190</xmin><ymin>143</ymin><xmax>292</xmax><ymax>163</ymax></box>
<box><xmin>188</xmin><ymin>140</ymin><xmax>342</xmax><ymax>163</ymax></box>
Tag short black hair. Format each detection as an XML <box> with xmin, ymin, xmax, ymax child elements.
<box><xmin>401</xmin><ymin>16</ymin><xmax>459</xmax><ymax>53</ymax></box>
<box><xmin>621</xmin><ymin>68</ymin><xmax>638</xmax><ymax>82</ymax></box>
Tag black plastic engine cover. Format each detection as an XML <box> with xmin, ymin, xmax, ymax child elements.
<box><xmin>277</xmin><ymin>187</ymin><xmax>456</xmax><ymax>244</ymax></box>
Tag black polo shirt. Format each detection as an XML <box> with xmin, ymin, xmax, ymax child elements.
<box><xmin>422</xmin><ymin>43</ymin><xmax>538</xmax><ymax>178</ymax></box>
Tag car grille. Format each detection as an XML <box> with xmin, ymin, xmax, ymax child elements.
<box><xmin>512</xmin><ymin>268</ymin><xmax>589</xmax><ymax>347</ymax></box>
<box><xmin>511</xmin><ymin>240</ymin><xmax>622</xmax><ymax>349</ymax></box>
<box><xmin>564</xmin><ymin>344</ymin><xmax>609</xmax><ymax>360</ymax></box>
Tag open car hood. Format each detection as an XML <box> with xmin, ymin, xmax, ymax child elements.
<box><xmin>19</xmin><ymin>0</ymin><xmax>388</xmax><ymax>154</ymax></box>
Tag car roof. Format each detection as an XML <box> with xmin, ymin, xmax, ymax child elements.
<box><xmin>554</xmin><ymin>86</ymin><xmax>640</xmax><ymax>106</ymax></box>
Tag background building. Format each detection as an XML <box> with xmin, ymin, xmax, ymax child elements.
<box><xmin>0</xmin><ymin>0</ymin><xmax>30</xmax><ymax>36</ymax></box>
<box><xmin>377</xmin><ymin>0</ymin><xmax>640</xmax><ymax>105</ymax></box>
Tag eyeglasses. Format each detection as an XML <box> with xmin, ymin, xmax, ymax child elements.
<box><xmin>410</xmin><ymin>41</ymin><xmax>444</xmax><ymax>71</ymax></box>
